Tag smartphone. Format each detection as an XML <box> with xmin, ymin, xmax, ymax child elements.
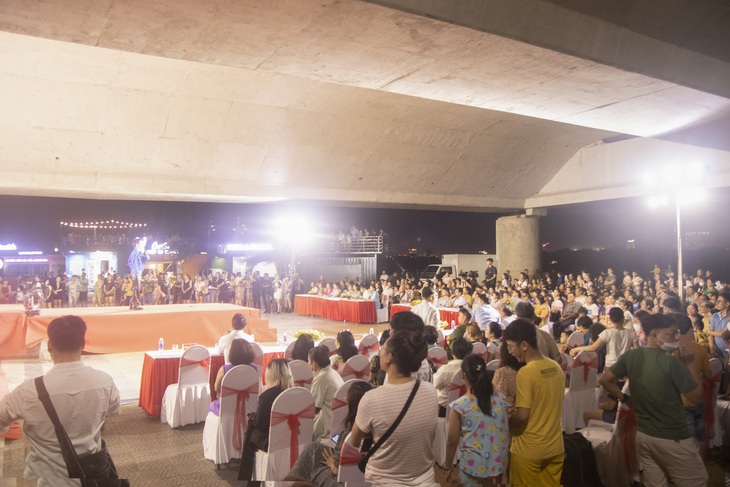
<box><xmin>331</xmin><ymin>434</ymin><xmax>340</xmax><ymax>443</ymax></box>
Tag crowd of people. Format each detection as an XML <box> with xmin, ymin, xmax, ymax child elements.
<box><xmin>0</xmin><ymin>261</ymin><xmax>727</xmax><ymax>486</ymax></box>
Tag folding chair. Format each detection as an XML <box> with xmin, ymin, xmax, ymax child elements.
<box><xmin>339</xmin><ymin>355</ymin><xmax>370</xmax><ymax>382</ymax></box>
<box><xmin>288</xmin><ymin>359</ymin><xmax>314</xmax><ymax>390</ymax></box>
<box><xmin>161</xmin><ymin>345</ymin><xmax>212</xmax><ymax>427</ymax></box>
<box><xmin>562</xmin><ymin>351</ymin><xmax>599</xmax><ymax>433</ymax></box>
<box><xmin>357</xmin><ymin>334</ymin><xmax>380</xmax><ymax>359</ymax></box>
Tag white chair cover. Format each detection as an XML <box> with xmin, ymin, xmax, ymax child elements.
<box><xmin>427</xmin><ymin>347</ymin><xmax>448</xmax><ymax>367</ymax></box>
<box><xmin>436</xmin><ymin>328</ymin><xmax>446</xmax><ymax>348</ymax></box>
<box><xmin>562</xmin><ymin>351</ymin><xmax>599</xmax><ymax>433</ymax></box>
<box><xmin>338</xmin><ymin>433</ymin><xmax>371</xmax><ymax>486</ymax></box>
<box><xmin>433</xmin><ymin>371</ymin><xmax>467</xmax><ymax>467</ymax></box>
<box><xmin>567</xmin><ymin>331</ymin><xmax>585</xmax><ymax>349</ymax></box>
<box><xmin>486</xmin><ymin>359</ymin><xmax>500</xmax><ymax>372</ymax></box>
<box><xmin>376</xmin><ymin>307</ymin><xmax>389</xmax><ymax>323</ymax></box>
<box><xmin>357</xmin><ymin>334</ymin><xmax>380</xmax><ymax>359</ymax></box>
<box><xmin>284</xmin><ymin>341</ymin><xmax>297</xmax><ymax>360</ymax></box>
<box><xmin>250</xmin><ymin>342</ymin><xmax>264</xmax><ymax>367</ymax></box>
<box><xmin>319</xmin><ymin>338</ymin><xmax>337</xmax><ymax>356</ymax></box>
<box><xmin>254</xmin><ymin>387</ymin><xmax>315</xmax><ymax>481</ymax></box>
<box><xmin>709</xmin><ymin>357</ymin><xmax>724</xmax><ymax>448</ymax></box>
<box><xmin>288</xmin><ymin>359</ymin><xmax>314</xmax><ymax>391</ymax></box>
<box><xmin>203</xmin><ymin>365</ymin><xmax>260</xmax><ymax>465</ymax></box>
<box><xmin>559</xmin><ymin>352</ymin><xmax>570</xmax><ymax>375</ymax></box>
<box><xmin>330</xmin><ymin>379</ymin><xmax>359</xmax><ymax>438</ymax></box>
<box><xmin>472</xmin><ymin>342</ymin><xmax>488</xmax><ymax>361</ymax></box>
<box><xmin>161</xmin><ymin>345</ymin><xmax>212</xmax><ymax>428</ymax></box>
<box><xmin>485</xmin><ymin>341</ymin><xmax>501</xmax><ymax>361</ymax></box>
<box><xmin>339</xmin><ymin>355</ymin><xmax>370</xmax><ymax>382</ymax></box>
<box><xmin>580</xmin><ymin>397</ymin><xmax>639</xmax><ymax>487</ymax></box>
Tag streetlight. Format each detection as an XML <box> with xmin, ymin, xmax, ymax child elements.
<box><xmin>644</xmin><ymin>163</ymin><xmax>708</xmax><ymax>303</ymax></box>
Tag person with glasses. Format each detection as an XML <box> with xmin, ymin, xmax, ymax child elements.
<box><xmin>599</xmin><ymin>313</ymin><xmax>707</xmax><ymax>487</ymax></box>
<box><xmin>503</xmin><ymin>319</ymin><xmax>565</xmax><ymax>486</ymax></box>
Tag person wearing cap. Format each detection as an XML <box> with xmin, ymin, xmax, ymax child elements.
<box><xmin>216</xmin><ymin>313</ymin><xmax>254</xmax><ymax>362</ymax></box>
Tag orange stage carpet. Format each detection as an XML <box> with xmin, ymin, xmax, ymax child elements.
<box><xmin>0</xmin><ymin>303</ymin><xmax>276</xmax><ymax>356</ymax></box>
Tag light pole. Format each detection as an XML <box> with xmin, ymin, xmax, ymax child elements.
<box><xmin>675</xmin><ymin>197</ymin><xmax>684</xmax><ymax>303</ymax></box>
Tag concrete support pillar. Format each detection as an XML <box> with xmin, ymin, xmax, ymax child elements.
<box><xmin>496</xmin><ymin>214</ymin><xmax>542</xmax><ymax>280</ymax></box>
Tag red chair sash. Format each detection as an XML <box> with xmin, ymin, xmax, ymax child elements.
<box><xmin>341</xmin><ymin>363</ymin><xmax>368</xmax><ymax>379</ymax></box>
<box><xmin>270</xmin><ymin>404</ymin><xmax>316</xmax><ymax>468</ymax></box>
<box><xmin>294</xmin><ymin>377</ymin><xmax>313</xmax><ymax>387</ymax></box>
<box><xmin>572</xmin><ymin>355</ymin><xmax>598</xmax><ymax>383</ymax></box>
<box><xmin>448</xmin><ymin>382</ymin><xmax>466</xmax><ymax>397</ymax></box>
<box><xmin>621</xmin><ymin>407</ymin><xmax>638</xmax><ymax>473</ymax></box>
<box><xmin>220</xmin><ymin>382</ymin><xmax>259</xmax><ymax>451</ymax></box>
<box><xmin>180</xmin><ymin>357</ymin><xmax>210</xmax><ymax>368</ymax></box>
<box><xmin>358</xmin><ymin>341</ymin><xmax>379</xmax><ymax>355</ymax></box>
<box><xmin>339</xmin><ymin>442</ymin><xmax>361</xmax><ymax>466</ymax></box>
<box><xmin>430</xmin><ymin>354</ymin><xmax>448</xmax><ymax>365</ymax></box>
<box><xmin>701</xmin><ymin>370</ymin><xmax>722</xmax><ymax>445</ymax></box>
<box><xmin>332</xmin><ymin>397</ymin><xmax>347</xmax><ymax>411</ymax></box>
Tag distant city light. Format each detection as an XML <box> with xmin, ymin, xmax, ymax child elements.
<box><xmin>0</xmin><ymin>243</ymin><xmax>18</xmax><ymax>251</ymax></box>
<box><xmin>5</xmin><ymin>258</ymin><xmax>48</xmax><ymax>263</ymax></box>
<box><xmin>60</xmin><ymin>220</ymin><xmax>147</xmax><ymax>229</ymax></box>
<box><xmin>18</xmin><ymin>251</ymin><xmax>43</xmax><ymax>255</ymax></box>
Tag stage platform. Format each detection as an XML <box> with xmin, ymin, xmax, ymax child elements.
<box><xmin>0</xmin><ymin>303</ymin><xmax>277</xmax><ymax>357</ymax></box>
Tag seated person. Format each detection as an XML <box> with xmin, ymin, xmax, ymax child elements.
<box><xmin>310</xmin><ymin>345</ymin><xmax>345</xmax><ymax>441</ymax></box>
<box><xmin>446</xmin><ymin>307</ymin><xmax>472</xmax><ymax>353</ymax></box>
<box><xmin>292</xmin><ymin>333</ymin><xmax>315</xmax><ymax>362</ymax></box>
<box><xmin>330</xmin><ymin>330</ymin><xmax>358</xmax><ymax>372</ymax></box>
<box><xmin>247</xmin><ymin>359</ymin><xmax>292</xmax><ymax>452</ymax></box>
<box><xmin>216</xmin><ymin>313</ymin><xmax>254</xmax><ymax>362</ymax></box>
<box><xmin>485</xmin><ymin>322</ymin><xmax>502</xmax><ymax>362</ymax></box>
<box><xmin>424</xmin><ymin>325</ymin><xmax>440</xmax><ymax>350</ymax></box>
<box><xmin>209</xmin><ymin>338</ymin><xmax>257</xmax><ymax>416</ymax></box>
<box><xmin>369</xmin><ymin>330</ymin><xmax>390</xmax><ymax>387</ymax></box>
<box><xmin>289</xmin><ymin>381</ymin><xmax>372</xmax><ymax>487</ymax></box>
<box><xmin>433</xmin><ymin>338</ymin><xmax>473</xmax><ymax>416</ymax></box>
<box><xmin>464</xmin><ymin>323</ymin><xmax>488</xmax><ymax>347</ymax></box>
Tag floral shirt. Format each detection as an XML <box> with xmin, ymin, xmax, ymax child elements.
<box><xmin>450</xmin><ymin>391</ymin><xmax>509</xmax><ymax>479</ymax></box>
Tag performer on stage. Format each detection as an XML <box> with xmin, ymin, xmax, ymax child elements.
<box><xmin>128</xmin><ymin>237</ymin><xmax>149</xmax><ymax>310</ymax></box>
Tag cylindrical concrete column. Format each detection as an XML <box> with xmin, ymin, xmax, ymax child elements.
<box><xmin>496</xmin><ymin>215</ymin><xmax>541</xmax><ymax>279</ymax></box>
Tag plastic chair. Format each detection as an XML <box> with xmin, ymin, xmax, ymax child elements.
<box><xmin>254</xmin><ymin>387</ymin><xmax>315</xmax><ymax>481</ymax></box>
<box><xmin>559</xmin><ymin>352</ymin><xmax>570</xmax><ymax>374</ymax></box>
<box><xmin>284</xmin><ymin>341</ymin><xmax>297</xmax><ymax>360</ymax></box>
<box><xmin>486</xmin><ymin>359</ymin><xmax>500</xmax><ymax>372</ymax></box>
<box><xmin>472</xmin><ymin>342</ymin><xmax>488</xmax><ymax>361</ymax></box>
<box><xmin>161</xmin><ymin>345</ymin><xmax>212</xmax><ymax>427</ymax></box>
<box><xmin>202</xmin><ymin>365</ymin><xmax>260</xmax><ymax>466</ymax></box>
<box><xmin>562</xmin><ymin>351</ymin><xmax>599</xmax><ymax>433</ymax></box>
<box><xmin>329</xmin><ymin>379</ymin><xmax>359</xmax><ymax>438</ymax></box>
<box><xmin>250</xmin><ymin>341</ymin><xmax>264</xmax><ymax>367</ymax></box>
<box><xmin>319</xmin><ymin>338</ymin><xmax>337</xmax><ymax>356</ymax></box>
<box><xmin>338</xmin><ymin>432</ymin><xmax>371</xmax><ymax>486</ymax></box>
<box><xmin>357</xmin><ymin>334</ymin><xmax>380</xmax><ymax>359</ymax></box>
<box><xmin>339</xmin><ymin>355</ymin><xmax>370</xmax><ymax>382</ymax></box>
<box><xmin>289</xmin><ymin>359</ymin><xmax>314</xmax><ymax>390</ymax></box>
<box><xmin>427</xmin><ymin>347</ymin><xmax>448</xmax><ymax>367</ymax></box>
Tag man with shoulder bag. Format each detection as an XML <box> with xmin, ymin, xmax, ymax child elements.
<box><xmin>0</xmin><ymin>315</ymin><xmax>127</xmax><ymax>486</ymax></box>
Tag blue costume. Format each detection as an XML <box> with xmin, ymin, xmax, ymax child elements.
<box><xmin>128</xmin><ymin>248</ymin><xmax>149</xmax><ymax>277</ymax></box>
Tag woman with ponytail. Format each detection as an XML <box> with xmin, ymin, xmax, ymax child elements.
<box><xmin>444</xmin><ymin>354</ymin><xmax>509</xmax><ymax>486</ymax></box>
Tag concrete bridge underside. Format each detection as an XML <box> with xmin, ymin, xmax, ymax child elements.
<box><xmin>1</xmin><ymin>0</ymin><xmax>729</xmax><ymax>211</ymax></box>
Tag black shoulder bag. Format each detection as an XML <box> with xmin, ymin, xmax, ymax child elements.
<box><xmin>358</xmin><ymin>379</ymin><xmax>420</xmax><ymax>473</ymax></box>
<box><xmin>34</xmin><ymin>377</ymin><xmax>129</xmax><ymax>487</ymax></box>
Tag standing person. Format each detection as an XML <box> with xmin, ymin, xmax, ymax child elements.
<box><xmin>194</xmin><ymin>275</ymin><xmax>207</xmax><ymax>304</ymax></box>
<box><xmin>707</xmin><ymin>293</ymin><xmax>729</xmax><ymax>391</ymax></box>
<box><xmin>503</xmin><ymin>319</ymin><xmax>565</xmax><ymax>486</ymax></box>
<box><xmin>309</xmin><ymin>345</ymin><xmax>345</xmax><ymax>441</ymax></box>
<box><xmin>570</xmin><ymin>307</ymin><xmax>637</xmax><ymax>369</ymax></box>
<box><xmin>350</xmin><ymin>329</ymin><xmax>440</xmax><ymax>487</ymax></box>
<box><xmin>0</xmin><ymin>316</ymin><xmax>120</xmax><ymax>486</ymax></box>
<box><xmin>411</xmin><ymin>286</ymin><xmax>439</xmax><ymax>329</ymax></box>
<box><xmin>127</xmin><ymin>236</ymin><xmax>149</xmax><ymax>309</ymax></box>
<box><xmin>67</xmin><ymin>275</ymin><xmax>80</xmax><ymax>308</ymax></box>
<box><xmin>598</xmin><ymin>313</ymin><xmax>707</xmax><ymax>487</ymax></box>
<box><xmin>78</xmin><ymin>271</ymin><xmax>89</xmax><ymax>307</ymax></box>
<box><xmin>444</xmin><ymin>354</ymin><xmax>510</xmax><ymax>485</ymax></box>
<box><xmin>484</xmin><ymin>258</ymin><xmax>498</xmax><ymax>291</ymax></box>
<box><xmin>251</xmin><ymin>271</ymin><xmax>262</xmax><ymax>311</ymax></box>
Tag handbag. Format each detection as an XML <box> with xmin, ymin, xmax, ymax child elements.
<box><xmin>358</xmin><ymin>379</ymin><xmax>420</xmax><ymax>473</ymax></box>
<box><xmin>34</xmin><ymin>377</ymin><xmax>130</xmax><ymax>487</ymax></box>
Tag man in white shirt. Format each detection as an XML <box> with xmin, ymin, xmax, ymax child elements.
<box><xmin>411</xmin><ymin>286</ymin><xmax>439</xmax><ymax>329</ymax></box>
<box><xmin>451</xmin><ymin>288</ymin><xmax>467</xmax><ymax>308</ymax></box>
<box><xmin>433</xmin><ymin>338</ymin><xmax>472</xmax><ymax>414</ymax></box>
<box><xmin>0</xmin><ymin>316</ymin><xmax>120</xmax><ymax>486</ymax></box>
<box><xmin>472</xmin><ymin>293</ymin><xmax>502</xmax><ymax>330</ymax></box>
<box><xmin>216</xmin><ymin>313</ymin><xmax>254</xmax><ymax>362</ymax></box>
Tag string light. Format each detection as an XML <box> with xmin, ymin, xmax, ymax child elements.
<box><xmin>59</xmin><ymin>220</ymin><xmax>147</xmax><ymax>229</ymax></box>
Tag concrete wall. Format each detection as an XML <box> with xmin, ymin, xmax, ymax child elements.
<box><xmin>496</xmin><ymin>215</ymin><xmax>542</xmax><ymax>279</ymax></box>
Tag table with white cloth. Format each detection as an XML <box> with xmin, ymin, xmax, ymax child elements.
<box><xmin>139</xmin><ymin>345</ymin><xmax>285</xmax><ymax>417</ymax></box>
<box><xmin>294</xmin><ymin>295</ymin><xmax>377</xmax><ymax>324</ymax></box>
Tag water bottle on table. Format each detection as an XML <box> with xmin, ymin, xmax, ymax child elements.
<box><xmin>158</xmin><ymin>337</ymin><xmax>164</xmax><ymax>351</ymax></box>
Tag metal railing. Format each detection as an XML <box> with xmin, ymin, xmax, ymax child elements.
<box><xmin>307</xmin><ymin>235</ymin><xmax>384</xmax><ymax>254</ymax></box>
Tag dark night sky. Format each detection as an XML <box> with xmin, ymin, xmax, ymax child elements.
<box><xmin>0</xmin><ymin>187</ymin><xmax>726</xmax><ymax>255</ymax></box>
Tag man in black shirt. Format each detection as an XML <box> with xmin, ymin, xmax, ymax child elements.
<box><xmin>484</xmin><ymin>258</ymin><xmax>497</xmax><ymax>290</ymax></box>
